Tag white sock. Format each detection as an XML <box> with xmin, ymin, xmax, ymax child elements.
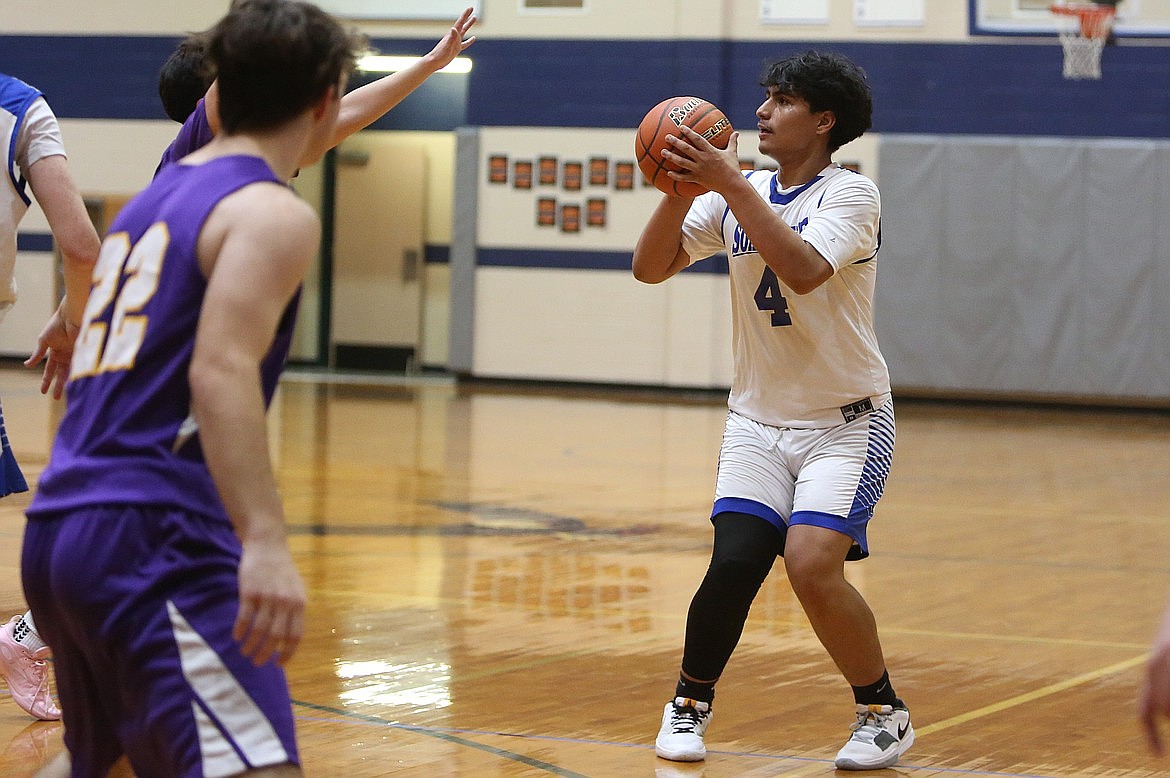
<box><xmin>13</xmin><ymin>610</ymin><xmax>48</xmax><ymax>653</ymax></box>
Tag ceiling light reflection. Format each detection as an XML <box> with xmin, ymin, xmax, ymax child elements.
<box><xmin>356</xmin><ymin>55</ymin><xmax>472</xmax><ymax>74</ymax></box>
<box><xmin>335</xmin><ymin>659</ymin><xmax>452</xmax><ymax>710</ymax></box>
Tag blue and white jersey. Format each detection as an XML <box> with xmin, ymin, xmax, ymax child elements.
<box><xmin>1</xmin><ymin>74</ymin><xmax>64</xmax><ymax>320</ymax></box>
<box><xmin>681</xmin><ymin>164</ymin><xmax>890</xmax><ymax>428</ymax></box>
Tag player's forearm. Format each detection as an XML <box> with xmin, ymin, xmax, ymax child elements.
<box><xmin>26</xmin><ymin>155</ymin><xmax>100</xmax><ymax>322</ymax></box>
<box><xmin>330</xmin><ymin>61</ymin><xmax>436</xmax><ymax>146</ymax></box>
<box><xmin>723</xmin><ymin>176</ymin><xmax>831</xmax><ymax>294</ymax></box>
<box><xmin>58</xmin><ymin>246</ymin><xmax>97</xmax><ymax>325</ymax></box>
<box><xmin>633</xmin><ymin>196</ymin><xmax>693</xmax><ymax>283</ymax></box>
<box><xmin>190</xmin><ymin>359</ymin><xmax>287</xmax><ymax>542</ymax></box>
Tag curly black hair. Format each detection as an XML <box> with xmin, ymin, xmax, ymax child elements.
<box><xmin>760</xmin><ymin>51</ymin><xmax>873</xmax><ymax>152</ymax></box>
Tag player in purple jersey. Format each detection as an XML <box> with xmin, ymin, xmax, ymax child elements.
<box><xmin>155</xmin><ymin>6</ymin><xmax>477</xmax><ymax>177</ymax></box>
<box><xmin>22</xmin><ymin>2</ymin><xmax>361</xmax><ymax>775</ymax></box>
<box><xmin>154</xmin><ymin>95</ymin><xmax>216</xmax><ymax>171</ymax></box>
<box><xmin>154</xmin><ymin>92</ymin><xmax>214</xmax><ymax>175</ymax></box>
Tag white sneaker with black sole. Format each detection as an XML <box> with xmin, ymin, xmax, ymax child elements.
<box><xmin>834</xmin><ymin>701</ymin><xmax>914</xmax><ymax>770</ymax></box>
<box><xmin>655</xmin><ymin>696</ymin><xmax>712</xmax><ymax>762</ymax></box>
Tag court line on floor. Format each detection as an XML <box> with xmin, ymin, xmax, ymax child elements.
<box><xmin>915</xmin><ymin>653</ymin><xmax>1149</xmax><ymax>737</ymax></box>
<box><xmin>289</xmin><ymin>702</ymin><xmax>1101</xmax><ymax>778</ymax></box>
<box><xmin>883</xmin><ymin>625</ymin><xmax>1147</xmax><ymax>650</ymax></box>
<box><xmin>293</xmin><ymin>699</ymin><xmax>587</xmax><ymax>777</ymax></box>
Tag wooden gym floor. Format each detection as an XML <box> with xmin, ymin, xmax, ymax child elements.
<box><xmin>1</xmin><ymin>363</ymin><xmax>1169</xmax><ymax>776</ymax></box>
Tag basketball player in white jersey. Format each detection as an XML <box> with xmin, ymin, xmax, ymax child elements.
<box><xmin>0</xmin><ymin>72</ymin><xmax>101</xmax><ymax>722</ymax></box>
<box><xmin>633</xmin><ymin>51</ymin><xmax>912</xmax><ymax>770</ymax></box>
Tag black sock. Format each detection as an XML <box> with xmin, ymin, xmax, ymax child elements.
<box><xmin>675</xmin><ymin>674</ymin><xmax>716</xmax><ymax>705</ymax></box>
<box><xmin>852</xmin><ymin>669</ymin><xmax>898</xmax><ymax>707</ymax></box>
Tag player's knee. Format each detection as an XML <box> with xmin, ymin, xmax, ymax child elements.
<box><xmin>708</xmin><ymin>551</ymin><xmax>773</xmax><ymax>591</ymax></box>
<box><xmin>694</xmin><ymin>553</ymin><xmax>770</xmax><ymax>612</ymax></box>
<box><xmin>706</xmin><ymin>534</ymin><xmax>778</xmax><ymax>595</ymax></box>
<box><xmin>700</xmin><ymin>511</ymin><xmax>783</xmax><ymax>601</ymax></box>
<box><xmin>782</xmin><ymin>546</ymin><xmax>846</xmax><ymax>604</ymax></box>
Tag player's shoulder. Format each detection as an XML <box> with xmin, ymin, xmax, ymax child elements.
<box><xmin>203</xmin><ymin>183</ymin><xmax>318</xmax><ymax>277</ymax></box>
<box><xmin>198</xmin><ymin>165</ymin><xmax>316</xmax><ymax>248</ymax></box>
<box><xmin>825</xmin><ymin>163</ymin><xmax>877</xmax><ymax>192</ymax></box>
<box><xmin>819</xmin><ymin>165</ymin><xmax>879</xmax><ymax>208</ymax></box>
<box><xmin>229</xmin><ymin>181</ymin><xmax>316</xmax><ymax>234</ymax></box>
<box><xmin>0</xmin><ymin>74</ymin><xmax>39</xmax><ymax>104</ymax></box>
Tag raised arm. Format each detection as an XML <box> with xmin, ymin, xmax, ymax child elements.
<box><xmin>198</xmin><ymin>9</ymin><xmax>476</xmax><ymax>169</ymax></box>
<box><xmin>324</xmin><ymin>7</ymin><xmax>477</xmax><ymax>150</ymax></box>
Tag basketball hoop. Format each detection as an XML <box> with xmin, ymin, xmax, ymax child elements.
<box><xmin>1050</xmin><ymin>3</ymin><xmax>1115</xmax><ymax>80</ymax></box>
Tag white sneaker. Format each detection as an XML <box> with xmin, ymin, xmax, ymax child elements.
<box><xmin>655</xmin><ymin>697</ymin><xmax>712</xmax><ymax>762</ymax></box>
<box><xmin>834</xmin><ymin>702</ymin><xmax>914</xmax><ymax>770</ymax></box>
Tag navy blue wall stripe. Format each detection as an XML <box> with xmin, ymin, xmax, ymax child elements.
<box><xmin>17</xmin><ymin>233</ymin><xmax>54</xmax><ymax>253</ymax></box>
<box><xmin>0</xmin><ymin>35</ymin><xmax>468</xmax><ymax>129</ymax></box>
<box><xmin>465</xmin><ymin>39</ymin><xmax>730</xmax><ymax>129</ymax></box>
<box><xmin>477</xmin><ymin>248</ymin><xmax>631</xmax><ymax>271</ymax></box>
<box><xmin>424</xmin><ymin>243</ymin><xmax>449</xmax><ymax>264</ymax></box>
<box><xmin>477</xmin><ymin>247</ymin><xmax>728</xmax><ymax>274</ymax></box>
<box><xmin>4</xmin><ymin>35</ymin><xmax>1168</xmax><ymax>138</ymax></box>
<box><xmin>465</xmin><ymin>38</ymin><xmax>1170</xmax><ymax>138</ymax></box>
<box><xmin>1</xmin><ymin>36</ymin><xmax>183</xmax><ymax>121</ymax></box>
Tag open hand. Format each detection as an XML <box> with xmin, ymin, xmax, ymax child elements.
<box><xmin>234</xmin><ymin>540</ymin><xmax>307</xmax><ymax>667</ymax></box>
<box><xmin>424</xmin><ymin>7</ymin><xmax>478</xmax><ymax>71</ymax></box>
<box><xmin>25</xmin><ymin>310</ymin><xmax>78</xmax><ymax>399</ymax></box>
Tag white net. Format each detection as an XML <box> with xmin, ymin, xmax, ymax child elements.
<box><xmin>1052</xmin><ymin>4</ymin><xmax>1114</xmax><ymax>80</ymax></box>
<box><xmin>1058</xmin><ymin>31</ymin><xmax>1107</xmax><ymax>79</ymax></box>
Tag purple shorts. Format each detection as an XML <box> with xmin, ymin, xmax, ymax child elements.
<box><xmin>22</xmin><ymin>505</ymin><xmax>299</xmax><ymax>777</ymax></box>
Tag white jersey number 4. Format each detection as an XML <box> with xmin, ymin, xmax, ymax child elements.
<box><xmin>753</xmin><ymin>267</ymin><xmax>792</xmax><ymax>327</ymax></box>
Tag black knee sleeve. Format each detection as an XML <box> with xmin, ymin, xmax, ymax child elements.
<box><xmin>681</xmin><ymin>512</ymin><xmax>784</xmax><ymax>682</ymax></box>
<box><xmin>709</xmin><ymin>511</ymin><xmax>785</xmax><ymax>574</ymax></box>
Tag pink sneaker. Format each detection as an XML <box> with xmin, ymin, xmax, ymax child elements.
<box><xmin>0</xmin><ymin>616</ymin><xmax>60</xmax><ymax>720</ymax></box>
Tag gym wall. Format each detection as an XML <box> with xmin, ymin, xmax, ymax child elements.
<box><xmin>3</xmin><ymin>0</ymin><xmax>1166</xmax><ymax>403</ymax></box>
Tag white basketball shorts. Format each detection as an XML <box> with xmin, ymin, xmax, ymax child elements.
<box><xmin>711</xmin><ymin>400</ymin><xmax>895</xmax><ymax>559</ymax></box>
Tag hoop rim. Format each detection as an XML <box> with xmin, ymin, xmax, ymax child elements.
<box><xmin>1049</xmin><ymin>2</ymin><xmax>1115</xmax><ymax>39</ymax></box>
<box><xmin>1049</xmin><ymin>2</ymin><xmax>1116</xmax><ymax>21</ymax></box>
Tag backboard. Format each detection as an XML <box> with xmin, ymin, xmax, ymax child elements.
<box><xmin>971</xmin><ymin>0</ymin><xmax>1170</xmax><ymax>36</ymax></box>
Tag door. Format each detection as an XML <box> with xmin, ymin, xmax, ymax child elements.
<box><xmin>331</xmin><ymin>135</ymin><xmax>427</xmax><ymax>371</ymax></box>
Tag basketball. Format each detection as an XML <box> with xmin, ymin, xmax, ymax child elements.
<box><xmin>635</xmin><ymin>96</ymin><xmax>733</xmax><ymax>197</ymax></box>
